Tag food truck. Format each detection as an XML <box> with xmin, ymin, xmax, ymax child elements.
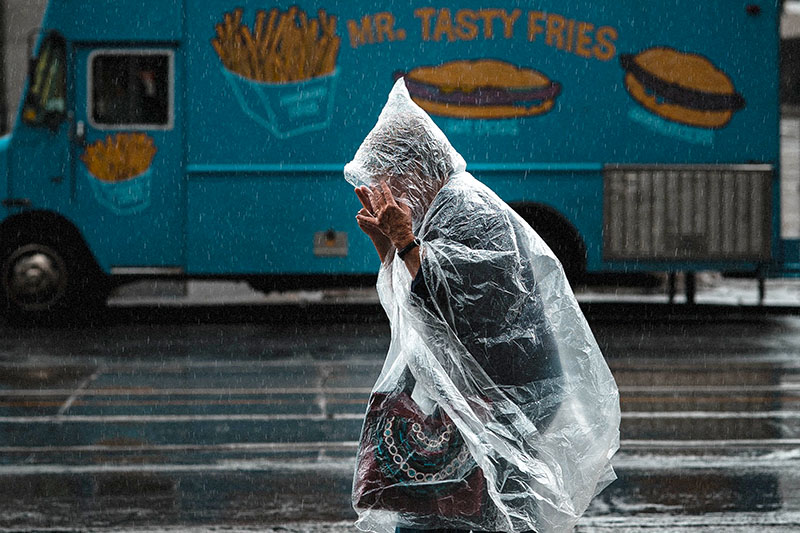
<box><xmin>0</xmin><ymin>0</ymin><xmax>792</xmax><ymax>318</ymax></box>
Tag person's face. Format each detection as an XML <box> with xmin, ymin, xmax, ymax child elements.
<box><xmin>384</xmin><ymin>177</ymin><xmax>408</xmax><ymax>203</ymax></box>
<box><xmin>386</xmin><ymin>176</ymin><xmax>431</xmax><ymax>214</ymax></box>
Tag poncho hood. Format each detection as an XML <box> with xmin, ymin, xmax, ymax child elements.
<box><xmin>344</xmin><ymin>78</ymin><xmax>466</xmax><ymax>230</ymax></box>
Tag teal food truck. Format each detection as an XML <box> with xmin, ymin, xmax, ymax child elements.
<box><xmin>0</xmin><ymin>0</ymin><xmax>792</xmax><ymax>319</ymax></box>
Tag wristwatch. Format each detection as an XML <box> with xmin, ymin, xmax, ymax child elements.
<box><xmin>397</xmin><ymin>237</ymin><xmax>420</xmax><ymax>260</ymax></box>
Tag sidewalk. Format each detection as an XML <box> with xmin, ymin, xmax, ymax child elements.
<box><xmin>107</xmin><ymin>274</ymin><xmax>800</xmax><ymax>308</ymax></box>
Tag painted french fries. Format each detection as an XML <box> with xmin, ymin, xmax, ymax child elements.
<box><xmin>82</xmin><ymin>133</ymin><xmax>157</xmax><ymax>182</ymax></box>
<box><xmin>212</xmin><ymin>7</ymin><xmax>340</xmax><ymax>83</ymax></box>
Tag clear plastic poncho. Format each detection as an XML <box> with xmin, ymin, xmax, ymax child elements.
<box><xmin>345</xmin><ymin>79</ymin><xmax>620</xmax><ymax>533</ymax></box>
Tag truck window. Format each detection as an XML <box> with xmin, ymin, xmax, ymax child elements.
<box><xmin>90</xmin><ymin>51</ymin><xmax>172</xmax><ymax>128</ymax></box>
<box><xmin>22</xmin><ymin>33</ymin><xmax>67</xmax><ymax>128</ymax></box>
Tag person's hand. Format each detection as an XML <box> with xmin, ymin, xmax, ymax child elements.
<box><xmin>354</xmin><ymin>186</ymin><xmax>392</xmax><ymax>262</ymax></box>
<box><xmin>356</xmin><ymin>181</ymin><xmax>415</xmax><ymax>250</ymax></box>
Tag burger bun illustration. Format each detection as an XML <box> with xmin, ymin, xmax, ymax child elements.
<box><xmin>620</xmin><ymin>47</ymin><xmax>745</xmax><ymax>129</ymax></box>
<box><xmin>397</xmin><ymin>59</ymin><xmax>561</xmax><ymax>120</ymax></box>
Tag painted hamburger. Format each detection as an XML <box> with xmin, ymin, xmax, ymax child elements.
<box><xmin>396</xmin><ymin>59</ymin><xmax>561</xmax><ymax>120</ymax></box>
<box><xmin>620</xmin><ymin>47</ymin><xmax>745</xmax><ymax>129</ymax></box>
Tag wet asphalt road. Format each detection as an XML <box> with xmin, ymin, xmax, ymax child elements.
<box><xmin>1</xmin><ymin>304</ymin><xmax>800</xmax><ymax>532</ymax></box>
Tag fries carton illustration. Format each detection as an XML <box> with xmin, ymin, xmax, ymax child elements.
<box><xmin>81</xmin><ymin>133</ymin><xmax>156</xmax><ymax>214</ymax></box>
<box><xmin>212</xmin><ymin>7</ymin><xmax>341</xmax><ymax>138</ymax></box>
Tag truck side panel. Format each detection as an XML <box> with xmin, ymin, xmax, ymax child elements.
<box><xmin>18</xmin><ymin>1</ymin><xmax>778</xmax><ymax>276</ymax></box>
<box><xmin>56</xmin><ymin>0</ymin><xmax>183</xmax><ymax>43</ymax></box>
<box><xmin>184</xmin><ymin>1</ymin><xmax>778</xmax><ymax>275</ymax></box>
<box><xmin>188</xmin><ymin>1</ymin><xmax>778</xmax><ymax>166</ymax></box>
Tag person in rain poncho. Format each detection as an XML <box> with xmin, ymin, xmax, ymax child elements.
<box><xmin>345</xmin><ymin>79</ymin><xmax>620</xmax><ymax>533</ymax></box>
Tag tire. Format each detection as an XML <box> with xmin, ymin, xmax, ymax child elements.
<box><xmin>535</xmin><ymin>226</ymin><xmax>586</xmax><ymax>283</ymax></box>
<box><xmin>0</xmin><ymin>235</ymin><xmax>108</xmax><ymax>324</ymax></box>
<box><xmin>512</xmin><ymin>204</ymin><xmax>587</xmax><ymax>284</ymax></box>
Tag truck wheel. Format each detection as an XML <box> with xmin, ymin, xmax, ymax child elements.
<box><xmin>0</xmin><ymin>238</ymin><xmax>107</xmax><ymax>323</ymax></box>
<box><xmin>511</xmin><ymin>204</ymin><xmax>587</xmax><ymax>284</ymax></box>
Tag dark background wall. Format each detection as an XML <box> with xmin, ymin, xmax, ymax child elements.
<box><xmin>1</xmin><ymin>0</ymin><xmax>47</xmax><ymax>133</ymax></box>
<box><xmin>782</xmin><ymin>38</ymin><xmax>800</xmax><ymax>108</ymax></box>
<box><xmin>1</xmin><ymin>3</ymin><xmax>6</xmax><ymax>134</ymax></box>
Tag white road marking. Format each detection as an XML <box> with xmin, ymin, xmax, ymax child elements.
<box><xmin>57</xmin><ymin>367</ymin><xmax>104</xmax><ymax>416</ymax></box>
<box><xmin>0</xmin><ymin>460</ymin><xmax>356</xmax><ymax>475</ymax></box>
<box><xmin>0</xmin><ymin>441</ymin><xmax>360</xmax><ymax>454</ymax></box>
<box><xmin>1</xmin><ymin>384</ymin><xmax>798</xmax><ymax>397</ymax></box>
<box><xmin>577</xmin><ymin>511</ymin><xmax>800</xmax><ymax>531</ymax></box>
<box><xmin>0</xmin><ymin>439</ymin><xmax>798</xmax><ymax>455</ymax></box>
<box><xmin>1</xmin><ymin>513</ymin><xmax>797</xmax><ymax>533</ymax></box>
<box><xmin>619</xmin><ymin>385</ymin><xmax>800</xmax><ymax>393</ymax></box>
<box><xmin>53</xmin><ymin>359</ymin><xmax>383</xmax><ymax>370</ymax></box>
<box><xmin>0</xmin><ymin>410</ymin><xmax>798</xmax><ymax>424</ymax></box>
<box><xmin>620</xmin><ymin>438</ymin><xmax>800</xmax><ymax>448</ymax></box>
<box><xmin>622</xmin><ymin>410</ymin><xmax>800</xmax><ymax>419</ymax></box>
<box><xmin>0</xmin><ymin>387</ymin><xmax>373</xmax><ymax>397</ymax></box>
<box><xmin>0</xmin><ymin>413</ymin><xmax>366</xmax><ymax>423</ymax></box>
<box><xmin>0</xmin><ymin>449</ymin><xmax>799</xmax><ymax>475</ymax></box>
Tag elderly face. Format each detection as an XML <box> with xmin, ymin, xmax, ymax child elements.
<box><xmin>380</xmin><ymin>172</ymin><xmax>434</xmax><ymax>217</ymax></box>
<box><xmin>350</xmin><ymin>122</ymin><xmax>455</xmax><ymax>229</ymax></box>
<box><xmin>383</xmin><ymin>176</ymin><xmax>412</xmax><ymax>205</ymax></box>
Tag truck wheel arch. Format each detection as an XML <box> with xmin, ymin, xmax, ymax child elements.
<box><xmin>0</xmin><ymin>210</ymin><xmax>108</xmax><ymax>321</ymax></box>
<box><xmin>0</xmin><ymin>211</ymin><xmax>100</xmax><ymax>271</ymax></box>
<box><xmin>509</xmin><ymin>202</ymin><xmax>587</xmax><ymax>282</ymax></box>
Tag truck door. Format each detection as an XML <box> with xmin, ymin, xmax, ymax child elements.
<box><xmin>71</xmin><ymin>46</ymin><xmax>183</xmax><ymax>269</ymax></box>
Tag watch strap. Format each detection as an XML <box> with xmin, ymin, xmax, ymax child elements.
<box><xmin>397</xmin><ymin>238</ymin><xmax>420</xmax><ymax>260</ymax></box>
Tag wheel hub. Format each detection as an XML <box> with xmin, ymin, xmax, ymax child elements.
<box><xmin>3</xmin><ymin>244</ymin><xmax>68</xmax><ymax>310</ymax></box>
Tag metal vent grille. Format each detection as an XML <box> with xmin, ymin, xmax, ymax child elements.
<box><xmin>603</xmin><ymin>165</ymin><xmax>773</xmax><ymax>261</ymax></box>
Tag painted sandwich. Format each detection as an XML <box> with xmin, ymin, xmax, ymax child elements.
<box><xmin>620</xmin><ymin>47</ymin><xmax>745</xmax><ymax>129</ymax></box>
<box><xmin>397</xmin><ymin>59</ymin><xmax>561</xmax><ymax>119</ymax></box>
